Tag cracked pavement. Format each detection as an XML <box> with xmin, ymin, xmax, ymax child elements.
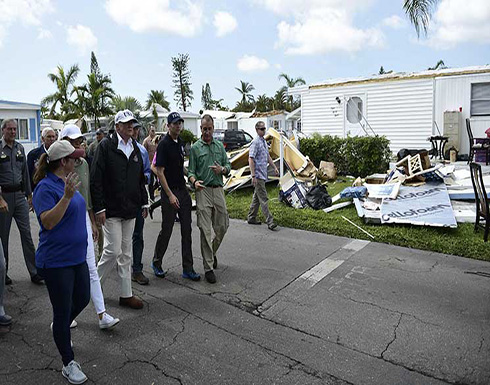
<box><xmin>0</xmin><ymin>211</ymin><xmax>489</xmax><ymax>384</ymax></box>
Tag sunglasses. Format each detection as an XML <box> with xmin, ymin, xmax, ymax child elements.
<box><xmin>257</xmin><ymin>127</ymin><xmax>266</xmax><ymax>131</ymax></box>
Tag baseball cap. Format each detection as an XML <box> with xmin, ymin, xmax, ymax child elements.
<box><xmin>47</xmin><ymin>140</ymin><xmax>85</xmax><ymax>162</ymax></box>
<box><xmin>96</xmin><ymin>128</ymin><xmax>104</xmax><ymax>135</ymax></box>
<box><xmin>167</xmin><ymin>112</ymin><xmax>184</xmax><ymax>124</ymax></box>
<box><xmin>115</xmin><ymin>109</ymin><xmax>137</xmax><ymax>124</ymax></box>
<box><xmin>133</xmin><ymin>120</ymin><xmax>142</xmax><ymax>129</ymax></box>
<box><xmin>60</xmin><ymin>124</ymin><xmax>83</xmax><ymax>140</ymax></box>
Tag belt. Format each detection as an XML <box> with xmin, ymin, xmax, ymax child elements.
<box><xmin>1</xmin><ymin>184</ymin><xmax>22</xmax><ymax>193</ymax></box>
<box><xmin>205</xmin><ymin>185</ymin><xmax>222</xmax><ymax>188</ymax></box>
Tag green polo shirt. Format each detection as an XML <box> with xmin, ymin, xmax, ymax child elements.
<box><xmin>188</xmin><ymin>138</ymin><xmax>231</xmax><ymax>187</ymax></box>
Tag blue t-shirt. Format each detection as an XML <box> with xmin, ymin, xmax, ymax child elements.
<box><xmin>33</xmin><ymin>172</ymin><xmax>88</xmax><ymax>268</ymax></box>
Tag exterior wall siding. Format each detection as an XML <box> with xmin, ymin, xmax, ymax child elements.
<box><xmin>434</xmin><ymin>73</ymin><xmax>490</xmax><ymax>155</ymax></box>
<box><xmin>300</xmin><ymin>79</ymin><xmax>434</xmax><ymax>154</ymax></box>
<box><xmin>0</xmin><ymin>108</ymin><xmax>39</xmax><ymax>153</ymax></box>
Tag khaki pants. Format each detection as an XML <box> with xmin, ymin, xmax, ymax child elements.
<box><xmin>97</xmin><ymin>217</ymin><xmax>135</xmax><ymax>298</ymax></box>
<box><xmin>247</xmin><ymin>179</ymin><xmax>273</xmax><ymax>225</ymax></box>
<box><xmin>195</xmin><ymin>187</ymin><xmax>229</xmax><ymax>272</ymax></box>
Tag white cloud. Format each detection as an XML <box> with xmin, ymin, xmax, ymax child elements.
<box><xmin>237</xmin><ymin>55</ymin><xmax>270</xmax><ymax>72</ymax></box>
<box><xmin>274</xmin><ymin>63</ymin><xmax>282</xmax><ymax>70</ymax></box>
<box><xmin>37</xmin><ymin>28</ymin><xmax>53</xmax><ymax>40</ymax></box>
<box><xmin>105</xmin><ymin>0</ymin><xmax>203</xmax><ymax>38</ymax></box>
<box><xmin>0</xmin><ymin>0</ymin><xmax>54</xmax><ymax>47</ymax></box>
<box><xmin>67</xmin><ymin>25</ymin><xmax>98</xmax><ymax>55</ymax></box>
<box><xmin>382</xmin><ymin>15</ymin><xmax>406</xmax><ymax>29</ymax></box>
<box><xmin>213</xmin><ymin>11</ymin><xmax>237</xmax><ymax>37</ymax></box>
<box><xmin>424</xmin><ymin>0</ymin><xmax>490</xmax><ymax>49</ymax></box>
<box><xmin>254</xmin><ymin>0</ymin><xmax>384</xmax><ymax>55</ymax></box>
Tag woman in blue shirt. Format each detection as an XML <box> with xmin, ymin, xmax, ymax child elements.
<box><xmin>32</xmin><ymin>140</ymin><xmax>90</xmax><ymax>385</ymax></box>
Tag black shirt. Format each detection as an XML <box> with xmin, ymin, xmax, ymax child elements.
<box><xmin>155</xmin><ymin>134</ymin><xmax>186</xmax><ymax>189</ymax></box>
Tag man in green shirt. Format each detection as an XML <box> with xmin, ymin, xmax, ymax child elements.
<box><xmin>188</xmin><ymin>115</ymin><xmax>231</xmax><ymax>284</ymax></box>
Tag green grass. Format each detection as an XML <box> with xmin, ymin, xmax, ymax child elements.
<box><xmin>225</xmin><ymin>180</ymin><xmax>490</xmax><ymax>262</ymax></box>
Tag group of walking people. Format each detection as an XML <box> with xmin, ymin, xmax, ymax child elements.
<box><xmin>1</xmin><ymin>110</ymin><xmax>278</xmax><ymax>384</ymax></box>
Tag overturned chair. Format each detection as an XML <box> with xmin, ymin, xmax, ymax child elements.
<box><xmin>469</xmin><ymin>162</ymin><xmax>489</xmax><ymax>242</ymax></box>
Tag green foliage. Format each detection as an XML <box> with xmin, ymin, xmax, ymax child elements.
<box><xmin>235</xmin><ymin>81</ymin><xmax>255</xmax><ymax>105</ymax></box>
<box><xmin>278</xmin><ymin>73</ymin><xmax>305</xmax><ymax>111</ymax></box>
<box><xmin>226</xmin><ymin>182</ymin><xmax>490</xmax><ymax>262</ymax></box>
<box><xmin>180</xmin><ymin>129</ymin><xmax>197</xmax><ymax>144</ymax></box>
<box><xmin>403</xmin><ymin>0</ymin><xmax>440</xmax><ymax>37</ymax></box>
<box><xmin>146</xmin><ymin>90</ymin><xmax>170</xmax><ymax>110</ymax></box>
<box><xmin>42</xmin><ymin>64</ymin><xmax>80</xmax><ymax>120</ymax></box>
<box><xmin>171</xmin><ymin>53</ymin><xmax>193</xmax><ymax>111</ymax></box>
<box><xmin>300</xmin><ymin>134</ymin><xmax>391</xmax><ymax>177</ymax></box>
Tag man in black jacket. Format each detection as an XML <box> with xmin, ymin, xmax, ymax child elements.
<box><xmin>90</xmin><ymin>110</ymin><xmax>148</xmax><ymax>309</ymax></box>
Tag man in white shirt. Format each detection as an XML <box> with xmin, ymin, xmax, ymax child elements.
<box><xmin>90</xmin><ymin>110</ymin><xmax>148</xmax><ymax>309</ymax></box>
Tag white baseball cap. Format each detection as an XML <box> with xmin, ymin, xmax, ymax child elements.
<box><xmin>60</xmin><ymin>124</ymin><xmax>83</xmax><ymax>140</ymax></box>
<box><xmin>115</xmin><ymin>110</ymin><xmax>137</xmax><ymax>124</ymax></box>
<box><xmin>47</xmin><ymin>140</ymin><xmax>85</xmax><ymax>162</ymax></box>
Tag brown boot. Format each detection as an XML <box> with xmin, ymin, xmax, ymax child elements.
<box><xmin>119</xmin><ymin>296</ymin><xmax>144</xmax><ymax>309</ymax></box>
<box><xmin>131</xmin><ymin>272</ymin><xmax>149</xmax><ymax>285</ymax></box>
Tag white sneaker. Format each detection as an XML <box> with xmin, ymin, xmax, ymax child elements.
<box><xmin>98</xmin><ymin>312</ymin><xmax>120</xmax><ymax>330</ymax></box>
<box><xmin>62</xmin><ymin>360</ymin><xmax>87</xmax><ymax>384</ymax></box>
<box><xmin>50</xmin><ymin>320</ymin><xmax>77</xmax><ymax>330</ymax></box>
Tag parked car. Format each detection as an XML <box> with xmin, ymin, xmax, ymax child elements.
<box><xmin>213</xmin><ymin>129</ymin><xmax>253</xmax><ymax>151</ymax></box>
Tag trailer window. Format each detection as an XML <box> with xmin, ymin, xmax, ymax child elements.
<box><xmin>346</xmin><ymin>96</ymin><xmax>363</xmax><ymax>124</ymax></box>
<box><xmin>471</xmin><ymin>83</ymin><xmax>490</xmax><ymax>116</ymax></box>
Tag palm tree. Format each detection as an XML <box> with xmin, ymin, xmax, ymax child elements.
<box><xmin>428</xmin><ymin>60</ymin><xmax>447</xmax><ymax>70</ymax></box>
<box><xmin>256</xmin><ymin>94</ymin><xmax>272</xmax><ymax>112</ymax></box>
<box><xmin>42</xmin><ymin>64</ymin><xmax>80</xmax><ymax>120</ymax></box>
<box><xmin>235</xmin><ymin>81</ymin><xmax>255</xmax><ymax>105</ymax></box>
<box><xmin>77</xmin><ymin>72</ymin><xmax>115</xmax><ymax>129</ymax></box>
<box><xmin>145</xmin><ymin>90</ymin><xmax>170</xmax><ymax>110</ymax></box>
<box><xmin>111</xmin><ymin>95</ymin><xmax>143</xmax><ymax>113</ymax></box>
<box><xmin>403</xmin><ymin>0</ymin><xmax>440</xmax><ymax>37</ymax></box>
<box><xmin>278</xmin><ymin>73</ymin><xmax>306</xmax><ymax>111</ymax></box>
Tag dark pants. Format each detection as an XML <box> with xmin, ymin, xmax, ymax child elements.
<box><xmin>149</xmin><ymin>173</ymin><xmax>156</xmax><ymax>201</ymax></box>
<box><xmin>153</xmin><ymin>187</ymin><xmax>193</xmax><ymax>272</ymax></box>
<box><xmin>38</xmin><ymin>262</ymin><xmax>90</xmax><ymax>366</ymax></box>
<box><xmin>0</xmin><ymin>191</ymin><xmax>37</xmax><ymax>276</ymax></box>
<box><xmin>132</xmin><ymin>209</ymin><xmax>144</xmax><ymax>273</ymax></box>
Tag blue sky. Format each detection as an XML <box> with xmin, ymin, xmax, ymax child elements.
<box><xmin>0</xmin><ymin>0</ymin><xmax>489</xmax><ymax>112</ymax></box>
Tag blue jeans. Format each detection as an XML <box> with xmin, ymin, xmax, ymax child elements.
<box><xmin>132</xmin><ymin>209</ymin><xmax>145</xmax><ymax>273</ymax></box>
<box><xmin>38</xmin><ymin>262</ymin><xmax>90</xmax><ymax>366</ymax></box>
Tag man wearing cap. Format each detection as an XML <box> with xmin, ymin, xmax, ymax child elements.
<box><xmin>131</xmin><ymin>121</ymin><xmax>151</xmax><ymax>285</ymax></box>
<box><xmin>86</xmin><ymin>129</ymin><xmax>105</xmax><ymax>164</ymax></box>
<box><xmin>90</xmin><ymin>110</ymin><xmax>148</xmax><ymax>309</ymax></box>
<box><xmin>27</xmin><ymin>127</ymin><xmax>57</xmax><ymax>190</ymax></box>
<box><xmin>151</xmin><ymin>112</ymin><xmax>200</xmax><ymax>282</ymax></box>
<box><xmin>0</xmin><ymin>119</ymin><xmax>43</xmax><ymax>285</ymax></box>
<box><xmin>188</xmin><ymin>114</ymin><xmax>230</xmax><ymax>284</ymax></box>
<box><xmin>143</xmin><ymin>125</ymin><xmax>157</xmax><ymax>201</ymax></box>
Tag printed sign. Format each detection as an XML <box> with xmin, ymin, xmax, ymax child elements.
<box><xmin>380</xmin><ymin>182</ymin><xmax>457</xmax><ymax>228</ymax></box>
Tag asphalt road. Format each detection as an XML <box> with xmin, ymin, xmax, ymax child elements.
<box><xmin>0</xmin><ymin>210</ymin><xmax>489</xmax><ymax>385</ymax></box>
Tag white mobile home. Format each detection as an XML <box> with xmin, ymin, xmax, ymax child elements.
<box><xmin>0</xmin><ymin>100</ymin><xmax>41</xmax><ymax>153</ymax></box>
<box><xmin>289</xmin><ymin>66</ymin><xmax>490</xmax><ymax>155</ymax></box>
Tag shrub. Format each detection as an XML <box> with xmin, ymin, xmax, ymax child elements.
<box><xmin>180</xmin><ymin>129</ymin><xmax>197</xmax><ymax>144</ymax></box>
<box><xmin>300</xmin><ymin>134</ymin><xmax>391</xmax><ymax>177</ymax></box>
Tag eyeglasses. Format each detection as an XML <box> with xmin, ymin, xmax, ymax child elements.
<box><xmin>257</xmin><ymin>127</ymin><xmax>266</xmax><ymax>131</ymax></box>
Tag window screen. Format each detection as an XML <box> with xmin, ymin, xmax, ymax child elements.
<box><xmin>15</xmin><ymin>119</ymin><xmax>29</xmax><ymax>140</ymax></box>
<box><xmin>346</xmin><ymin>97</ymin><xmax>363</xmax><ymax>124</ymax></box>
<box><xmin>471</xmin><ymin>83</ymin><xmax>490</xmax><ymax>116</ymax></box>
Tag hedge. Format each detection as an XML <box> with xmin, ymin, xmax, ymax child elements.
<box><xmin>299</xmin><ymin>134</ymin><xmax>392</xmax><ymax>177</ymax></box>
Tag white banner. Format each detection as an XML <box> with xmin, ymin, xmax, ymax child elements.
<box><xmin>380</xmin><ymin>182</ymin><xmax>457</xmax><ymax>228</ymax></box>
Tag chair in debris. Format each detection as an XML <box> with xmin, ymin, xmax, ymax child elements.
<box><xmin>466</xmin><ymin>118</ymin><xmax>489</xmax><ymax>165</ymax></box>
<box><xmin>469</xmin><ymin>162</ymin><xmax>489</xmax><ymax>242</ymax></box>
